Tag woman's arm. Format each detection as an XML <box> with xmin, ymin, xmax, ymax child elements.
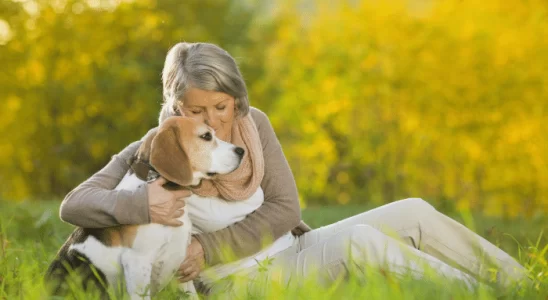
<box><xmin>59</xmin><ymin>140</ymin><xmax>150</xmax><ymax>228</ymax></box>
<box><xmin>194</xmin><ymin>108</ymin><xmax>302</xmax><ymax>266</ymax></box>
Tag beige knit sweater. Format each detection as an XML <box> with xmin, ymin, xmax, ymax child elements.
<box><xmin>59</xmin><ymin>107</ymin><xmax>311</xmax><ymax>266</ymax></box>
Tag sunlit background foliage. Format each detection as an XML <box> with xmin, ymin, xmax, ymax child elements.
<box><xmin>1</xmin><ymin>0</ymin><xmax>547</xmax><ymax>218</ymax></box>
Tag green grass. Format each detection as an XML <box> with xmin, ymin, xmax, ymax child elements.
<box><xmin>1</xmin><ymin>200</ymin><xmax>547</xmax><ymax>299</ymax></box>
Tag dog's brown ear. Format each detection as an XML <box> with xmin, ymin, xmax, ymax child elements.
<box><xmin>149</xmin><ymin>126</ymin><xmax>193</xmax><ymax>186</ymax></box>
<box><xmin>136</xmin><ymin>128</ymin><xmax>159</xmax><ymax>161</ymax></box>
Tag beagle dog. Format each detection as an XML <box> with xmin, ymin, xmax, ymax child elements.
<box><xmin>45</xmin><ymin>116</ymin><xmax>252</xmax><ymax>299</ymax></box>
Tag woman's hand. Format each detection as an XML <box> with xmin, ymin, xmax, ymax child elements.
<box><xmin>178</xmin><ymin>237</ymin><xmax>206</xmax><ymax>282</ymax></box>
<box><xmin>148</xmin><ymin>177</ymin><xmax>191</xmax><ymax>226</ymax></box>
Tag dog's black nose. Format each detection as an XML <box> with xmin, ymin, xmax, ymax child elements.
<box><xmin>234</xmin><ymin>147</ymin><xmax>245</xmax><ymax>158</ymax></box>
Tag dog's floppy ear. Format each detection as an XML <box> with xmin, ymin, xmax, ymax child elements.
<box><xmin>149</xmin><ymin>126</ymin><xmax>193</xmax><ymax>186</ymax></box>
<box><xmin>136</xmin><ymin>128</ymin><xmax>159</xmax><ymax>161</ymax></box>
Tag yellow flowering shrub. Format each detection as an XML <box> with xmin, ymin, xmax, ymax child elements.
<box><xmin>258</xmin><ymin>0</ymin><xmax>548</xmax><ymax>216</ymax></box>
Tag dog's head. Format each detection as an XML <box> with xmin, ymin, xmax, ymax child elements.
<box><xmin>136</xmin><ymin>116</ymin><xmax>244</xmax><ymax>187</ymax></box>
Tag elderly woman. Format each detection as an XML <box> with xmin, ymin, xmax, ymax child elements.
<box><xmin>60</xmin><ymin>42</ymin><xmax>526</xmax><ymax>295</ymax></box>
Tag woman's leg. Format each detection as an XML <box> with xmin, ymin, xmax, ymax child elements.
<box><xmin>224</xmin><ymin>224</ymin><xmax>478</xmax><ymax>295</ymax></box>
<box><xmin>299</xmin><ymin>198</ymin><xmax>526</xmax><ymax>288</ymax></box>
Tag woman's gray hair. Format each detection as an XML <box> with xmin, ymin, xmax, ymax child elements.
<box><xmin>159</xmin><ymin>42</ymin><xmax>249</xmax><ymax>124</ymax></box>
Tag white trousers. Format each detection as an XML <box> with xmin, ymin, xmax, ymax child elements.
<box><xmin>208</xmin><ymin>198</ymin><xmax>527</xmax><ymax>294</ymax></box>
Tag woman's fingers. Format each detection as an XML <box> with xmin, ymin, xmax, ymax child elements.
<box><xmin>178</xmin><ymin>260</ymin><xmax>199</xmax><ymax>282</ymax></box>
<box><xmin>180</xmin><ymin>266</ymin><xmax>194</xmax><ymax>277</ymax></box>
<box><xmin>166</xmin><ymin>203</ymin><xmax>185</xmax><ymax>226</ymax></box>
<box><xmin>179</xmin><ymin>270</ymin><xmax>199</xmax><ymax>283</ymax></box>
<box><xmin>179</xmin><ymin>258</ymin><xmax>191</xmax><ymax>272</ymax></box>
<box><xmin>165</xmin><ymin>218</ymin><xmax>183</xmax><ymax>227</ymax></box>
<box><xmin>172</xmin><ymin>199</ymin><xmax>186</xmax><ymax>210</ymax></box>
<box><xmin>154</xmin><ymin>176</ymin><xmax>168</xmax><ymax>186</ymax></box>
<box><xmin>167</xmin><ymin>195</ymin><xmax>186</xmax><ymax>223</ymax></box>
<box><xmin>148</xmin><ymin>176</ymin><xmax>192</xmax><ymax>227</ymax></box>
<box><xmin>177</xmin><ymin>239</ymin><xmax>205</xmax><ymax>282</ymax></box>
<box><xmin>169</xmin><ymin>206</ymin><xmax>185</xmax><ymax>221</ymax></box>
<box><xmin>173</xmin><ymin>188</ymin><xmax>192</xmax><ymax>199</ymax></box>
<box><xmin>172</xmin><ymin>208</ymin><xmax>185</xmax><ymax>219</ymax></box>
<box><xmin>179</xmin><ymin>257</ymin><xmax>196</xmax><ymax>276</ymax></box>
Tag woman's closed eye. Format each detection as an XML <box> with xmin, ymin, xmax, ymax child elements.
<box><xmin>215</xmin><ymin>105</ymin><xmax>226</xmax><ymax>111</ymax></box>
<box><xmin>190</xmin><ymin>110</ymin><xmax>202</xmax><ymax>115</ymax></box>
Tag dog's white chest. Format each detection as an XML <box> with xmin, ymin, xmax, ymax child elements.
<box><xmin>133</xmin><ymin>213</ymin><xmax>192</xmax><ymax>293</ymax></box>
<box><xmin>185</xmin><ymin>187</ymin><xmax>264</xmax><ymax>233</ymax></box>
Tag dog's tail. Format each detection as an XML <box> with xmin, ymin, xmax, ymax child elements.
<box><xmin>44</xmin><ymin>228</ymin><xmax>111</xmax><ymax>298</ymax></box>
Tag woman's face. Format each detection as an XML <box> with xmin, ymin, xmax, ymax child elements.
<box><xmin>178</xmin><ymin>87</ymin><xmax>236</xmax><ymax>142</ymax></box>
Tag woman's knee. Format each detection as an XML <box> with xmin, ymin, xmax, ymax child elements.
<box><xmin>395</xmin><ymin>197</ymin><xmax>436</xmax><ymax>213</ymax></box>
<box><xmin>345</xmin><ymin>224</ymin><xmax>378</xmax><ymax>237</ymax></box>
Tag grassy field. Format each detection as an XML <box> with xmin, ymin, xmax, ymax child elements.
<box><xmin>1</xmin><ymin>200</ymin><xmax>547</xmax><ymax>299</ymax></box>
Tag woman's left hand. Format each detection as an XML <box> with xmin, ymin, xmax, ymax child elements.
<box><xmin>178</xmin><ymin>237</ymin><xmax>206</xmax><ymax>282</ymax></box>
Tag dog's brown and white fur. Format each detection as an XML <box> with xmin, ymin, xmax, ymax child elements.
<box><xmin>46</xmin><ymin>116</ymin><xmax>245</xmax><ymax>299</ymax></box>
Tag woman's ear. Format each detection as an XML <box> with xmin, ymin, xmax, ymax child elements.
<box><xmin>149</xmin><ymin>126</ymin><xmax>193</xmax><ymax>186</ymax></box>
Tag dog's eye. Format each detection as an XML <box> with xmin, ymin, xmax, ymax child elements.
<box><xmin>200</xmin><ymin>132</ymin><xmax>212</xmax><ymax>141</ymax></box>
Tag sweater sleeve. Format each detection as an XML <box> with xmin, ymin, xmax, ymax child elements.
<box><xmin>59</xmin><ymin>140</ymin><xmax>150</xmax><ymax>228</ymax></box>
<box><xmin>194</xmin><ymin>107</ymin><xmax>302</xmax><ymax>266</ymax></box>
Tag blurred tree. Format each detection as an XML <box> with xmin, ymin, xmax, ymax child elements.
<box><xmin>2</xmin><ymin>0</ymin><xmax>548</xmax><ymax>219</ymax></box>
<box><xmin>259</xmin><ymin>0</ymin><xmax>548</xmax><ymax>217</ymax></box>
<box><xmin>0</xmin><ymin>0</ymin><xmax>265</xmax><ymax>199</ymax></box>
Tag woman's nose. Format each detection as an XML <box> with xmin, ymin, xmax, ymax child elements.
<box><xmin>204</xmin><ymin>111</ymin><xmax>219</xmax><ymax>128</ymax></box>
